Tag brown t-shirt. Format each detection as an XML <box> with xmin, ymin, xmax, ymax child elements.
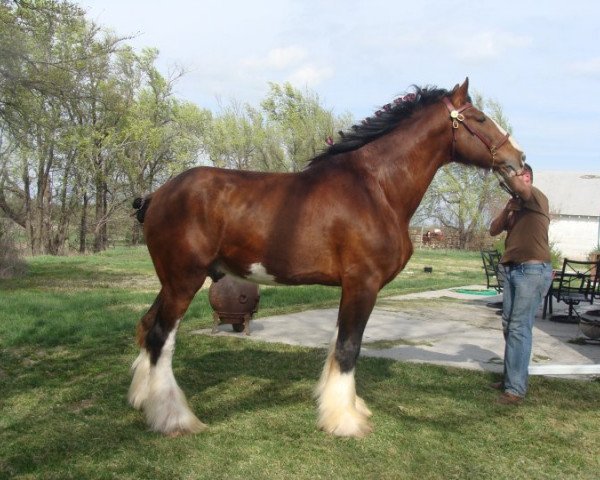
<box><xmin>501</xmin><ymin>186</ymin><xmax>551</xmax><ymax>264</ymax></box>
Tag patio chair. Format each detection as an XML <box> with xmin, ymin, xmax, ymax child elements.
<box><xmin>480</xmin><ymin>250</ymin><xmax>504</xmax><ymax>310</ymax></box>
<box><xmin>545</xmin><ymin>258</ymin><xmax>600</xmax><ymax>323</ymax></box>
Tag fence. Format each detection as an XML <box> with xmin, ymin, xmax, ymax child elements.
<box><xmin>409</xmin><ymin>226</ymin><xmax>497</xmax><ymax>251</ymax></box>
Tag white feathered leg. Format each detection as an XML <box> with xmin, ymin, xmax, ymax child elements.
<box><xmin>315</xmin><ymin>329</ymin><xmax>373</xmax><ymax>437</ymax></box>
<box><xmin>129</xmin><ymin>322</ymin><xmax>206</xmax><ymax>435</ymax></box>
<box><xmin>128</xmin><ymin>349</ymin><xmax>151</xmax><ymax>410</ymax></box>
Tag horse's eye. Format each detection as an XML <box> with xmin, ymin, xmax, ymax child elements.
<box><xmin>476</xmin><ymin>115</ymin><xmax>486</xmax><ymax>123</ymax></box>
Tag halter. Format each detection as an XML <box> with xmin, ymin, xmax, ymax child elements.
<box><xmin>442</xmin><ymin>97</ymin><xmax>517</xmax><ymax>197</ymax></box>
<box><xmin>442</xmin><ymin>97</ymin><xmax>510</xmax><ymax>166</ymax></box>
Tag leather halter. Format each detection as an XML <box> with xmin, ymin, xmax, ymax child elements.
<box><xmin>442</xmin><ymin>97</ymin><xmax>510</xmax><ymax>166</ymax></box>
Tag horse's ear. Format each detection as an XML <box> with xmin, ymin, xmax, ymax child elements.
<box><xmin>451</xmin><ymin>77</ymin><xmax>470</xmax><ymax>104</ymax></box>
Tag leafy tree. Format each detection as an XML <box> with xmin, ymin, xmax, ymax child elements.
<box><xmin>0</xmin><ymin>0</ymin><xmax>124</xmax><ymax>253</ymax></box>
<box><xmin>205</xmin><ymin>100</ymin><xmax>286</xmax><ymax>171</ymax></box>
<box><xmin>0</xmin><ymin>1</ymin><xmax>209</xmax><ymax>253</ymax></box>
<box><xmin>205</xmin><ymin>82</ymin><xmax>352</xmax><ymax>173</ymax></box>
<box><xmin>261</xmin><ymin>82</ymin><xmax>352</xmax><ymax>171</ymax></box>
<box><xmin>205</xmin><ymin>100</ymin><xmax>258</xmax><ymax>170</ymax></box>
<box><xmin>117</xmin><ymin>48</ymin><xmax>210</xmax><ymax>243</ymax></box>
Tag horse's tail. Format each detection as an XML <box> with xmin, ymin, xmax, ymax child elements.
<box><xmin>132</xmin><ymin>195</ymin><xmax>152</xmax><ymax>224</ymax></box>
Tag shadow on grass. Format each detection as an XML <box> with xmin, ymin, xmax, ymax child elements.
<box><xmin>3</xmin><ymin>327</ymin><xmax>600</xmax><ymax>478</ymax></box>
<box><xmin>0</xmin><ymin>262</ymin><xmax>156</xmax><ymax>292</ymax></box>
<box><xmin>3</xmin><ymin>247</ymin><xmax>599</xmax><ymax>478</ymax></box>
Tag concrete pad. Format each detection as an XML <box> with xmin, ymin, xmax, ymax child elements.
<box><xmin>193</xmin><ymin>285</ymin><xmax>600</xmax><ymax>377</ymax></box>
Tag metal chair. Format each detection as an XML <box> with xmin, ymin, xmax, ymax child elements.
<box><xmin>545</xmin><ymin>258</ymin><xmax>600</xmax><ymax>323</ymax></box>
<box><xmin>480</xmin><ymin>250</ymin><xmax>504</xmax><ymax>310</ymax></box>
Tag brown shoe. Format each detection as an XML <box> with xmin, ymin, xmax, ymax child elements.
<box><xmin>489</xmin><ymin>381</ymin><xmax>504</xmax><ymax>390</ymax></box>
<box><xmin>496</xmin><ymin>392</ymin><xmax>524</xmax><ymax>406</ymax></box>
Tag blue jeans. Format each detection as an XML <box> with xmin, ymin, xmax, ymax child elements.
<box><xmin>501</xmin><ymin>263</ymin><xmax>553</xmax><ymax>397</ymax></box>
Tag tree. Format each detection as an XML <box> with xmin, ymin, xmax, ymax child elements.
<box><xmin>205</xmin><ymin>83</ymin><xmax>352</xmax><ymax>173</ymax></box>
<box><xmin>261</xmin><ymin>82</ymin><xmax>352</xmax><ymax>171</ymax></box>
<box><xmin>0</xmin><ymin>3</ymin><xmax>356</xmax><ymax>255</ymax></box>
<box><xmin>205</xmin><ymin>100</ymin><xmax>258</xmax><ymax>170</ymax></box>
<box><xmin>118</xmin><ymin>48</ymin><xmax>210</xmax><ymax>244</ymax></box>
<box><xmin>0</xmin><ymin>0</ymin><xmax>124</xmax><ymax>254</ymax></box>
<box><xmin>205</xmin><ymin>100</ymin><xmax>286</xmax><ymax>171</ymax></box>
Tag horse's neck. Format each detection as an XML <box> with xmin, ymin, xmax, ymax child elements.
<box><xmin>367</xmin><ymin>110</ymin><xmax>450</xmax><ymax>222</ymax></box>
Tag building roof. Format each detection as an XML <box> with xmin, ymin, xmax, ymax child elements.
<box><xmin>534</xmin><ymin>171</ymin><xmax>600</xmax><ymax>217</ymax></box>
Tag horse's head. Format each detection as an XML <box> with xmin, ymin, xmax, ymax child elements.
<box><xmin>444</xmin><ymin>78</ymin><xmax>525</xmax><ymax>180</ymax></box>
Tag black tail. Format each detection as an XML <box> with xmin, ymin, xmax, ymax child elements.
<box><xmin>132</xmin><ymin>196</ymin><xmax>152</xmax><ymax>224</ymax></box>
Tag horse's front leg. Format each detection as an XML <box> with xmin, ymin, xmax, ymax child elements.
<box><xmin>315</xmin><ymin>277</ymin><xmax>379</xmax><ymax>438</ymax></box>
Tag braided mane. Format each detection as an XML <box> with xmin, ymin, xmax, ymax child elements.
<box><xmin>307</xmin><ymin>85</ymin><xmax>460</xmax><ymax>168</ymax></box>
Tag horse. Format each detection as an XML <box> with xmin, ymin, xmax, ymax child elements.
<box><xmin>422</xmin><ymin>228</ymin><xmax>444</xmax><ymax>247</ymax></box>
<box><xmin>128</xmin><ymin>78</ymin><xmax>524</xmax><ymax>438</ymax></box>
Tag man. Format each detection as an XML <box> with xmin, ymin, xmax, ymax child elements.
<box><xmin>489</xmin><ymin>163</ymin><xmax>553</xmax><ymax>405</ymax></box>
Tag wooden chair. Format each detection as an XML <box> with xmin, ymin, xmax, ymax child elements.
<box><xmin>544</xmin><ymin>258</ymin><xmax>600</xmax><ymax>323</ymax></box>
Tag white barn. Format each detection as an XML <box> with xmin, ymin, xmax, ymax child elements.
<box><xmin>534</xmin><ymin>172</ymin><xmax>600</xmax><ymax>260</ymax></box>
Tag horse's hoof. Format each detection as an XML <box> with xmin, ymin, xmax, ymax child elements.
<box><xmin>147</xmin><ymin>408</ymin><xmax>208</xmax><ymax>436</ymax></box>
<box><xmin>318</xmin><ymin>408</ymin><xmax>373</xmax><ymax>438</ymax></box>
<box><xmin>142</xmin><ymin>381</ymin><xmax>208</xmax><ymax>435</ymax></box>
<box><xmin>163</xmin><ymin>419</ymin><xmax>208</xmax><ymax>437</ymax></box>
<box><xmin>355</xmin><ymin>396</ymin><xmax>373</xmax><ymax>418</ymax></box>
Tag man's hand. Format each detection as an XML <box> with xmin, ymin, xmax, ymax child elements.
<box><xmin>505</xmin><ymin>198</ymin><xmax>521</xmax><ymax>211</ymax></box>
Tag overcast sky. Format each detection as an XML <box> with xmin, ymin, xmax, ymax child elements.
<box><xmin>79</xmin><ymin>0</ymin><xmax>599</xmax><ymax>172</ymax></box>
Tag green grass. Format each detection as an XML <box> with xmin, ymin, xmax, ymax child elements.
<box><xmin>1</xmin><ymin>247</ymin><xmax>599</xmax><ymax>479</ymax></box>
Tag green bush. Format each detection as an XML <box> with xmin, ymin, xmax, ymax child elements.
<box><xmin>0</xmin><ymin>220</ymin><xmax>27</xmax><ymax>278</ymax></box>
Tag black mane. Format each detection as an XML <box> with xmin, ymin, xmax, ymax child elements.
<box><xmin>308</xmin><ymin>85</ymin><xmax>457</xmax><ymax>168</ymax></box>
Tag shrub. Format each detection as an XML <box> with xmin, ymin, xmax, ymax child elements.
<box><xmin>0</xmin><ymin>219</ymin><xmax>27</xmax><ymax>278</ymax></box>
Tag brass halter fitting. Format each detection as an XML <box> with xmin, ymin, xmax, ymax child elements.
<box><xmin>449</xmin><ymin>109</ymin><xmax>465</xmax><ymax>129</ymax></box>
<box><xmin>442</xmin><ymin>97</ymin><xmax>510</xmax><ymax>165</ymax></box>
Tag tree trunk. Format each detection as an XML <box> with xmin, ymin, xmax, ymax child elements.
<box><xmin>101</xmin><ymin>179</ymin><xmax>108</xmax><ymax>248</ymax></box>
<box><xmin>93</xmin><ymin>174</ymin><xmax>108</xmax><ymax>253</ymax></box>
<box><xmin>79</xmin><ymin>191</ymin><xmax>88</xmax><ymax>253</ymax></box>
<box><xmin>93</xmin><ymin>191</ymin><xmax>102</xmax><ymax>253</ymax></box>
<box><xmin>22</xmin><ymin>161</ymin><xmax>40</xmax><ymax>255</ymax></box>
<box><xmin>50</xmin><ymin>164</ymin><xmax>73</xmax><ymax>255</ymax></box>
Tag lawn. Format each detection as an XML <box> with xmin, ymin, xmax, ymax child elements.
<box><xmin>1</xmin><ymin>247</ymin><xmax>599</xmax><ymax>479</ymax></box>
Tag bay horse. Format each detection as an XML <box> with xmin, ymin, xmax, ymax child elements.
<box><xmin>129</xmin><ymin>78</ymin><xmax>524</xmax><ymax>438</ymax></box>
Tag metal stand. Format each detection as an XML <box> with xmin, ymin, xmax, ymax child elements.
<box><xmin>212</xmin><ymin>312</ymin><xmax>252</xmax><ymax>335</ymax></box>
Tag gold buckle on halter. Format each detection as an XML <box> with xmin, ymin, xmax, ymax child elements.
<box><xmin>450</xmin><ymin>110</ymin><xmax>464</xmax><ymax>128</ymax></box>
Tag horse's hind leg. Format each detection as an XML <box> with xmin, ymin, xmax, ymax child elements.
<box><xmin>129</xmin><ymin>280</ymin><xmax>206</xmax><ymax>435</ymax></box>
<box><xmin>315</xmin><ymin>276</ymin><xmax>378</xmax><ymax>437</ymax></box>
<box><xmin>128</xmin><ymin>295</ymin><xmax>161</xmax><ymax>410</ymax></box>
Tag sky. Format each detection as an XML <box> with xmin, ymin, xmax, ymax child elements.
<box><xmin>79</xmin><ymin>0</ymin><xmax>599</xmax><ymax>172</ymax></box>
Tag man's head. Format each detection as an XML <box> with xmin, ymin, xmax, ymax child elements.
<box><xmin>520</xmin><ymin>163</ymin><xmax>533</xmax><ymax>184</ymax></box>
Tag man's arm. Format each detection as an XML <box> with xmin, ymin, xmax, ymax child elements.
<box><xmin>489</xmin><ymin>198</ymin><xmax>520</xmax><ymax>236</ymax></box>
<box><xmin>489</xmin><ymin>205</ymin><xmax>510</xmax><ymax>236</ymax></box>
